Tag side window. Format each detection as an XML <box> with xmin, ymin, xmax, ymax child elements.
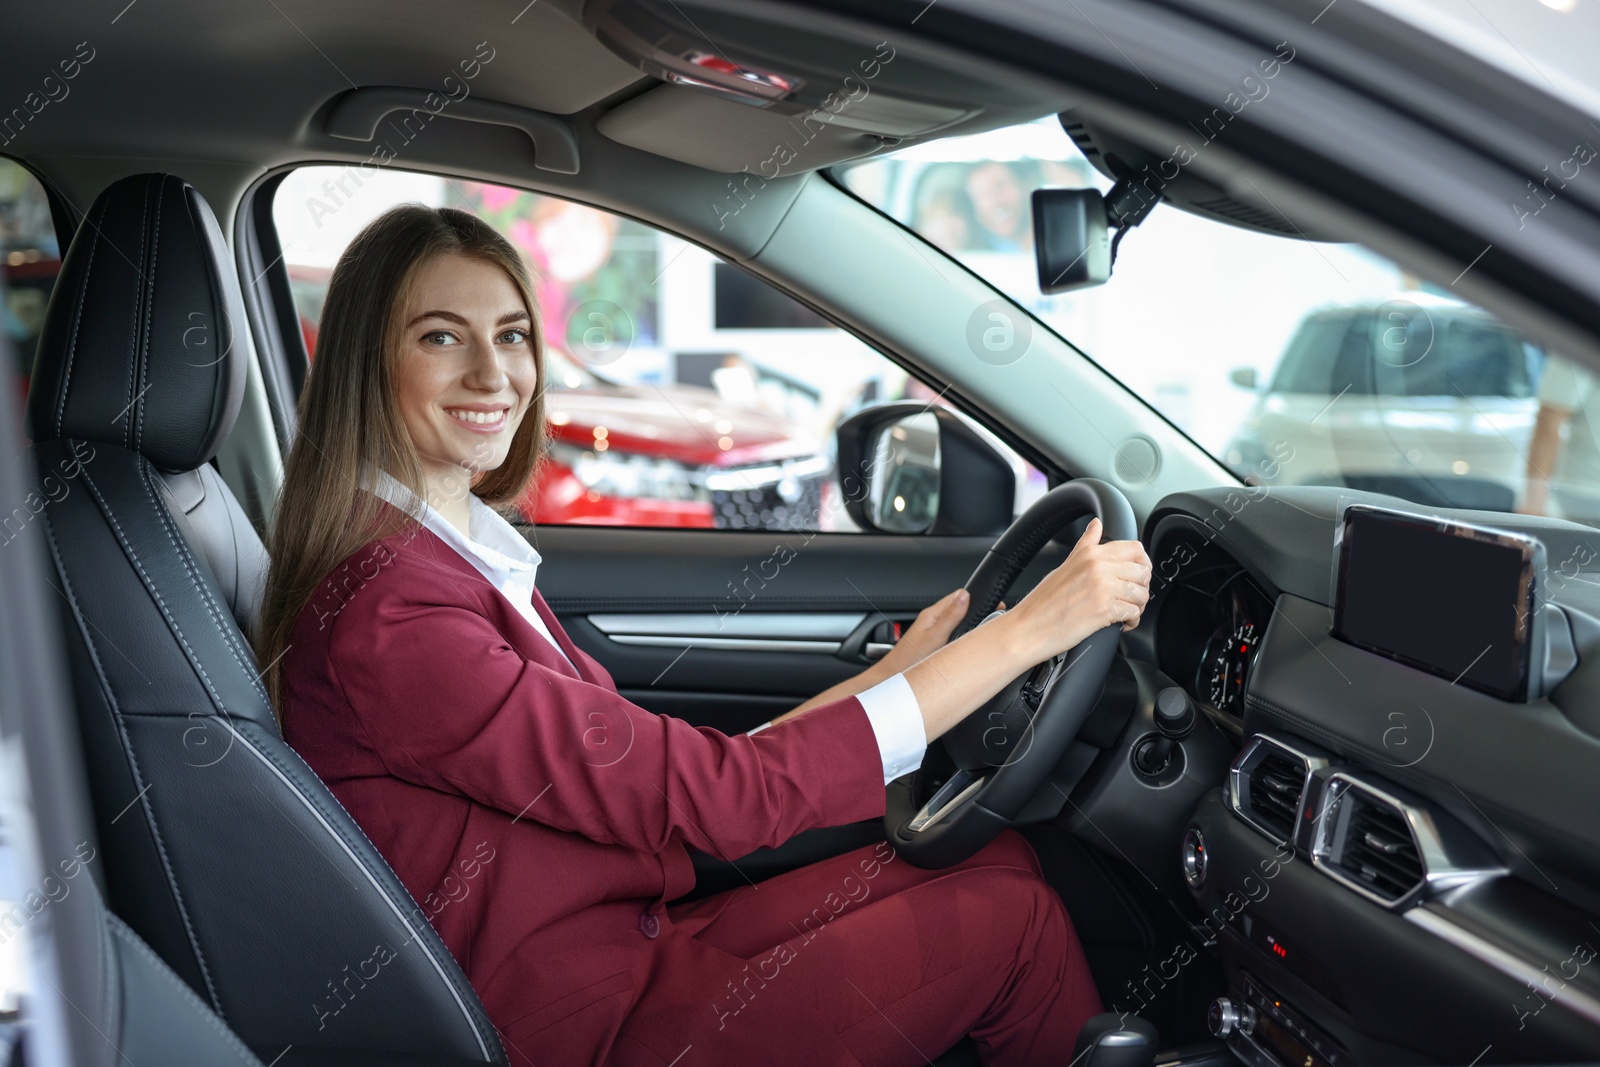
<box><xmin>271</xmin><ymin>167</ymin><xmax>1044</xmax><ymax>532</ymax></box>
<box><xmin>0</xmin><ymin>159</ymin><xmax>62</xmax><ymax>415</ymax></box>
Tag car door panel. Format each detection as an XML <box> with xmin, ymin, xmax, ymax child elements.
<box><xmin>535</xmin><ymin>524</ymin><xmax>1075</xmax><ymax>902</ymax></box>
<box><xmin>531</xmin><ymin>525</ymin><xmax>1070</xmax><ymax>730</ymax></box>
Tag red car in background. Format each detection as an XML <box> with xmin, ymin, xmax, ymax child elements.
<box><xmin>4</xmin><ymin>253</ymin><xmax>59</xmax><ymax>411</ymax></box>
<box><xmin>288</xmin><ymin>265</ymin><xmax>835</xmax><ymax>530</ymax></box>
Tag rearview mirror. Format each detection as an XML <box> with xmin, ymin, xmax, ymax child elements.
<box><xmin>1229</xmin><ymin>367</ymin><xmax>1258</xmax><ymax>389</ymax></box>
<box><xmin>835</xmin><ymin>402</ymin><xmax>1015</xmax><ymax>535</ymax></box>
<box><xmin>1031</xmin><ymin>188</ymin><xmax>1111</xmax><ymax>294</ymax></box>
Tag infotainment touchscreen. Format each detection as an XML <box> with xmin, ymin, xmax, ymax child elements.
<box><xmin>1332</xmin><ymin>505</ymin><xmax>1542</xmax><ymax>701</ymax></box>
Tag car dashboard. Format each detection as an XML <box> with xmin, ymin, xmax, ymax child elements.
<box><xmin>1133</xmin><ymin>485</ymin><xmax>1600</xmax><ymax>1065</ymax></box>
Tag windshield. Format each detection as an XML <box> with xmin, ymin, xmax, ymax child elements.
<box><xmin>836</xmin><ymin>117</ymin><xmax>1592</xmax><ymax>520</ymax></box>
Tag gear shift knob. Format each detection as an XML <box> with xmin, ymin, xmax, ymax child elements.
<box><xmin>1071</xmin><ymin>1012</ymin><xmax>1160</xmax><ymax>1067</ymax></box>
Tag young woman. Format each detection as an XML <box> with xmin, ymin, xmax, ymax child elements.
<box><xmin>257</xmin><ymin>204</ymin><xmax>1153</xmax><ymax>1067</ymax></box>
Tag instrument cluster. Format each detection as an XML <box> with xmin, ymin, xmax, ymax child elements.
<box><xmin>1153</xmin><ymin>538</ymin><xmax>1275</xmax><ymax>721</ymax></box>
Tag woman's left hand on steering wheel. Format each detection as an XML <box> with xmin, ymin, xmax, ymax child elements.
<box><xmin>873</xmin><ymin>588</ymin><xmax>1009</xmax><ymax>678</ymax></box>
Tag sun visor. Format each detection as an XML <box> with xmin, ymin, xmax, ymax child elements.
<box><xmin>596</xmin><ymin>84</ymin><xmax>896</xmax><ymax>174</ymax></box>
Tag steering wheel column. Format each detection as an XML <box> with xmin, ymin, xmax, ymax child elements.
<box><xmin>885</xmin><ymin>478</ymin><xmax>1138</xmax><ymax>868</ymax></box>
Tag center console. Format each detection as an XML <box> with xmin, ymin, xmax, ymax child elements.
<box><xmin>1172</xmin><ymin>730</ymin><xmax>1600</xmax><ymax>1065</ymax></box>
<box><xmin>1208</xmin><ymin>972</ymin><xmax>1350</xmax><ymax>1067</ymax></box>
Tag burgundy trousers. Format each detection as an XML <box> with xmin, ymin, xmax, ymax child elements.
<box><xmin>615</xmin><ymin>828</ymin><xmax>1102</xmax><ymax>1066</ymax></box>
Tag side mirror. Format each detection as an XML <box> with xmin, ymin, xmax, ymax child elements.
<box><xmin>1229</xmin><ymin>366</ymin><xmax>1258</xmax><ymax>390</ymax></box>
<box><xmin>835</xmin><ymin>402</ymin><xmax>1015</xmax><ymax>536</ymax></box>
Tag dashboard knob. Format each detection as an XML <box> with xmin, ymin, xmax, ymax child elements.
<box><xmin>1154</xmin><ymin>687</ymin><xmax>1197</xmax><ymax>739</ymax></box>
<box><xmin>1207</xmin><ymin>997</ymin><xmax>1254</xmax><ymax>1037</ymax></box>
<box><xmin>1136</xmin><ymin>688</ymin><xmax>1198</xmax><ymax>776</ymax></box>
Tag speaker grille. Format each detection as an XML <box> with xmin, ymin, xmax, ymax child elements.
<box><xmin>1112</xmin><ymin>434</ymin><xmax>1161</xmax><ymax>486</ymax></box>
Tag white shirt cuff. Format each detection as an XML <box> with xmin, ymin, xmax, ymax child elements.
<box><xmin>856</xmin><ymin>672</ymin><xmax>927</xmax><ymax>786</ymax></box>
<box><xmin>745</xmin><ymin>720</ymin><xmax>773</xmax><ymax>737</ymax></box>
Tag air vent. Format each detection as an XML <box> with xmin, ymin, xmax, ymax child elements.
<box><xmin>1226</xmin><ymin>735</ymin><xmax>1325</xmax><ymax>846</ymax></box>
<box><xmin>1247</xmin><ymin>753</ymin><xmax>1305</xmax><ymax>839</ymax></box>
<box><xmin>1312</xmin><ymin>775</ymin><xmax>1426</xmax><ymax>907</ymax></box>
<box><xmin>1061</xmin><ymin>120</ymin><xmax>1101</xmax><ymax>160</ymax></box>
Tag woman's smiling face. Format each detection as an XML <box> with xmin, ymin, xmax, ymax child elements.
<box><xmin>392</xmin><ymin>252</ymin><xmax>538</xmax><ymax>500</ymax></box>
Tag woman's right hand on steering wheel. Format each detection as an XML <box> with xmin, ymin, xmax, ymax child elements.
<box><xmin>1004</xmin><ymin>517</ymin><xmax>1153</xmax><ymax>665</ymax></box>
<box><xmin>903</xmin><ymin>517</ymin><xmax>1150</xmax><ymax>746</ymax></box>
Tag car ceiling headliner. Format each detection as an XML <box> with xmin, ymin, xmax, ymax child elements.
<box><xmin>0</xmin><ymin>0</ymin><xmax>787</xmax><ymax>247</ymax></box>
<box><xmin>0</xmin><ymin>0</ymin><xmax>1071</xmax><ymax>259</ymax></box>
<box><xmin>0</xmin><ymin>0</ymin><xmax>645</xmax><ymax>163</ymax></box>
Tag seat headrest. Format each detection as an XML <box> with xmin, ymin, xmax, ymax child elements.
<box><xmin>26</xmin><ymin>173</ymin><xmax>248</xmax><ymax>473</ymax></box>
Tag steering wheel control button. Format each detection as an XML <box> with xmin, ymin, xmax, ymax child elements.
<box><xmin>906</xmin><ymin>767</ymin><xmax>987</xmax><ymax>832</ymax></box>
<box><xmin>638</xmin><ymin>910</ymin><xmax>660</xmax><ymax>939</ymax></box>
<box><xmin>1182</xmin><ymin>827</ymin><xmax>1207</xmax><ymax>890</ymax></box>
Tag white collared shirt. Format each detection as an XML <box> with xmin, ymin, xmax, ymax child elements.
<box><xmin>363</xmin><ymin>468</ymin><xmax>926</xmax><ymax>786</ymax></box>
<box><xmin>365</xmin><ymin>468</ymin><xmax>577</xmax><ymax>673</ymax></box>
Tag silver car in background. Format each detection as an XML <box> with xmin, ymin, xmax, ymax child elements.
<box><xmin>1223</xmin><ymin>294</ymin><xmax>1544</xmax><ymax>511</ymax></box>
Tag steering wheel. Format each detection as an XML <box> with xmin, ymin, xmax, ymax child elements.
<box><xmin>883</xmin><ymin>477</ymin><xmax>1138</xmax><ymax>869</ymax></box>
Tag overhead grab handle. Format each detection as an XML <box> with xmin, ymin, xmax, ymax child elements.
<box><xmin>324</xmin><ymin>86</ymin><xmax>581</xmax><ymax>175</ymax></box>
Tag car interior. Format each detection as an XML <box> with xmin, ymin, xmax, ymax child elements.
<box><xmin>4</xmin><ymin>0</ymin><xmax>1600</xmax><ymax>1065</ymax></box>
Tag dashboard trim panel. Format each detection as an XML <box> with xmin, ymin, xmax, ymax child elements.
<box><xmin>1244</xmin><ymin>592</ymin><xmax>1600</xmax><ymax>890</ymax></box>
<box><xmin>1405</xmin><ymin>904</ymin><xmax>1600</xmax><ymax>1028</ymax></box>
<box><xmin>1146</xmin><ymin>488</ymin><xmax>1600</xmax><ymax>1057</ymax></box>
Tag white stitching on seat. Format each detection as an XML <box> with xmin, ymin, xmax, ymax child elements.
<box><xmin>230</xmin><ymin>726</ymin><xmax>504</xmax><ymax>1062</ymax></box>
<box><xmin>139</xmin><ymin>460</ymin><xmax>270</xmax><ymax>706</ymax></box>
<box><xmin>100</xmin><ymin>884</ymin><xmax>116</xmax><ymax>1051</ymax></box>
<box><xmin>53</xmin><ymin>195</ymin><xmax>106</xmax><ymax>438</ymax></box>
<box><xmin>39</xmin><ymin>500</ymin><xmax>226</xmax><ymax>1015</ymax></box>
<box><xmin>43</xmin><ymin>470</ymin><xmax>501</xmax><ymax>1063</ymax></box>
<box><xmin>67</xmin><ymin>466</ymin><xmax>227</xmax><ymax>1012</ymax></box>
<box><xmin>105</xmin><ymin>913</ymin><xmax>263</xmax><ymax>1065</ymax></box>
<box><xmin>79</xmin><ymin>466</ymin><xmax>230</xmax><ymax>714</ymax></box>
<box><xmin>125</xmin><ymin>178</ymin><xmax>151</xmax><ymax>452</ymax></box>
<box><xmin>136</xmin><ymin>176</ymin><xmax>163</xmax><ymax>454</ymax></box>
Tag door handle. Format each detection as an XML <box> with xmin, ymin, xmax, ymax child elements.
<box><xmin>839</xmin><ymin>615</ymin><xmax>918</xmax><ymax>665</ymax></box>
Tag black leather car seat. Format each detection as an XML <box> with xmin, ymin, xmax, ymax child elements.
<box><xmin>25</xmin><ymin>172</ymin><xmax>506</xmax><ymax>1064</ymax></box>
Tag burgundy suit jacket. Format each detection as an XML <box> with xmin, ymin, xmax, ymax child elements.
<box><xmin>281</xmin><ymin>501</ymin><xmax>887</xmax><ymax>1064</ymax></box>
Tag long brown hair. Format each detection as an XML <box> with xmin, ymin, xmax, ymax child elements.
<box><xmin>255</xmin><ymin>204</ymin><xmax>547</xmax><ymax>725</ymax></box>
